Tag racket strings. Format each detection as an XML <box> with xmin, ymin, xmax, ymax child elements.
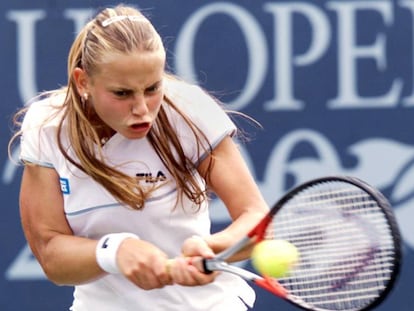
<box><xmin>267</xmin><ymin>181</ymin><xmax>397</xmax><ymax>311</ymax></box>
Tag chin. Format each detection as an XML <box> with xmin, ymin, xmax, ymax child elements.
<box><xmin>123</xmin><ymin>131</ymin><xmax>149</xmax><ymax>140</ymax></box>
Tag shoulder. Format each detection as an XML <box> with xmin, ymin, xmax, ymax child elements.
<box><xmin>22</xmin><ymin>92</ymin><xmax>66</xmax><ymax>131</ymax></box>
<box><xmin>164</xmin><ymin>77</ymin><xmax>201</xmax><ymax>94</ymax></box>
<box><xmin>163</xmin><ymin>78</ymin><xmax>224</xmax><ymax>120</ymax></box>
<box><xmin>162</xmin><ymin>77</ymin><xmax>237</xmax><ymax>139</ymax></box>
<box><xmin>164</xmin><ymin>78</ymin><xmax>215</xmax><ymax>106</ymax></box>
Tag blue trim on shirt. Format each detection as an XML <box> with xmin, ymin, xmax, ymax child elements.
<box><xmin>195</xmin><ymin>131</ymin><xmax>234</xmax><ymax>167</ymax></box>
<box><xmin>20</xmin><ymin>156</ymin><xmax>54</xmax><ymax>168</ymax></box>
<box><xmin>65</xmin><ymin>188</ymin><xmax>178</xmax><ymax>216</ymax></box>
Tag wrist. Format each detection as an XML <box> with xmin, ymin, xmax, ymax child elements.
<box><xmin>96</xmin><ymin>232</ymin><xmax>139</xmax><ymax>274</ymax></box>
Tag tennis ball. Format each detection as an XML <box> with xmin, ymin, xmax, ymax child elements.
<box><xmin>251</xmin><ymin>239</ymin><xmax>299</xmax><ymax>278</ymax></box>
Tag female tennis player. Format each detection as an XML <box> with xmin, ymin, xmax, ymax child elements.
<box><xmin>9</xmin><ymin>4</ymin><xmax>269</xmax><ymax>311</ymax></box>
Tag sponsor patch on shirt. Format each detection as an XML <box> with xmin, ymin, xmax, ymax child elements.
<box><xmin>59</xmin><ymin>177</ymin><xmax>70</xmax><ymax>194</ymax></box>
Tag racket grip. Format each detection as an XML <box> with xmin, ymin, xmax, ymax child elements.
<box><xmin>190</xmin><ymin>257</ymin><xmax>213</xmax><ymax>274</ymax></box>
<box><xmin>201</xmin><ymin>258</ymin><xmax>213</xmax><ymax>274</ymax></box>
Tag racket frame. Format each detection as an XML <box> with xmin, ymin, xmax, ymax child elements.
<box><xmin>203</xmin><ymin>175</ymin><xmax>402</xmax><ymax>311</ymax></box>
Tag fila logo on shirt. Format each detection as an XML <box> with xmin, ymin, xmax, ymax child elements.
<box><xmin>136</xmin><ymin>170</ymin><xmax>167</xmax><ymax>183</ymax></box>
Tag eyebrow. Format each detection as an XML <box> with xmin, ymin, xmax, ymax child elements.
<box><xmin>146</xmin><ymin>80</ymin><xmax>163</xmax><ymax>89</ymax></box>
<box><xmin>107</xmin><ymin>82</ymin><xmax>161</xmax><ymax>94</ymax></box>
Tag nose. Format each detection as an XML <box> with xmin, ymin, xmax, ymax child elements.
<box><xmin>130</xmin><ymin>95</ymin><xmax>148</xmax><ymax>116</ymax></box>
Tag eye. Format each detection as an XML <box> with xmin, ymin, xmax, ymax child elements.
<box><xmin>113</xmin><ymin>89</ymin><xmax>132</xmax><ymax>97</ymax></box>
<box><xmin>145</xmin><ymin>86</ymin><xmax>158</xmax><ymax>94</ymax></box>
<box><xmin>145</xmin><ymin>82</ymin><xmax>162</xmax><ymax>94</ymax></box>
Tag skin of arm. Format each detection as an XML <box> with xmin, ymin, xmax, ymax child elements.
<box><xmin>185</xmin><ymin>135</ymin><xmax>270</xmax><ymax>262</ymax></box>
<box><xmin>19</xmin><ymin>164</ymin><xmax>103</xmax><ymax>285</ymax></box>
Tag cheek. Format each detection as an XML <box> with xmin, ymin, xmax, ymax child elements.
<box><xmin>148</xmin><ymin>94</ymin><xmax>164</xmax><ymax>114</ymax></box>
<box><xmin>92</xmin><ymin>96</ymin><xmax>124</xmax><ymax>121</ymax></box>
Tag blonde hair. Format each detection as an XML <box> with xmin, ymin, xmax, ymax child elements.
<box><xmin>11</xmin><ymin>5</ymin><xmax>214</xmax><ymax>210</ymax></box>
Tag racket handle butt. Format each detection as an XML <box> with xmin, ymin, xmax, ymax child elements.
<box><xmin>189</xmin><ymin>257</ymin><xmax>213</xmax><ymax>274</ymax></box>
<box><xmin>201</xmin><ymin>258</ymin><xmax>213</xmax><ymax>274</ymax></box>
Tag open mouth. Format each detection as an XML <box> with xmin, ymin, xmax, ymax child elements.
<box><xmin>130</xmin><ymin>122</ymin><xmax>150</xmax><ymax>131</ymax></box>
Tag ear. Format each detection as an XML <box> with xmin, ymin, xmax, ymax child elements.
<box><xmin>73</xmin><ymin>67</ymin><xmax>89</xmax><ymax>96</ymax></box>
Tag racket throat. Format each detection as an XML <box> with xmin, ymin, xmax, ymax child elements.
<box><xmin>204</xmin><ymin>259</ymin><xmax>261</xmax><ymax>280</ymax></box>
<box><xmin>255</xmin><ymin>277</ymin><xmax>287</xmax><ymax>298</ymax></box>
<box><xmin>205</xmin><ymin>259</ymin><xmax>288</xmax><ymax>299</ymax></box>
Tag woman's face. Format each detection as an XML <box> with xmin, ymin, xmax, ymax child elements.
<box><xmin>78</xmin><ymin>49</ymin><xmax>166</xmax><ymax>140</ymax></box>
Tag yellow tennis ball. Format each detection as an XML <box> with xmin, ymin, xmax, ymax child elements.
<box><xmin>251</xmin><ymin>239</ymin><xmax>299</xmax><ymax>278</ymax></box>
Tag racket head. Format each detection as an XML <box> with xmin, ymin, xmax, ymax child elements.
<box><xmin>258</xmin><ymin>176</ymin><xmax>402</xmax><ymax>311</ymax></box>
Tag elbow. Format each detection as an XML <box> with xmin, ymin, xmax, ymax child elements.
<box><xmin>41</xmin><ymin>257</ymin><xmax>102</xmax><ymax>286</ymax></box>
<box><xmin>41</xmin><ymin>261</ymin><xmax>69</xmax><ymax>286</ymax></box>
<box><xmin>26</xmin><ymin>245</ymin><xmax>67</xmax><ymax>285</ymax></box>
<box><xmin>37</xmin><ymin>250</ymin><xmax>77</xmax><ymax>286</ymax></box>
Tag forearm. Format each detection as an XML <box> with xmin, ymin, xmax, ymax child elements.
<box><xmin>205</xmin><ymin>209</ymin><xmax>267</xmax><ymax>262</ymax></box>
<box><xmin>37</xmin><ymin>234</ymin><xmax>103</xmax><ymax>286</ymax></box>
<box><xmin>197</xmin><ymin>137</ymin><xmax>269</xmax><ymax>260</ymax></box>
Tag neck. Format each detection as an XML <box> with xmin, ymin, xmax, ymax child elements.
<box><xmin>87</xmin><ymin>110</ymin><xmax>115</xmax><ymax>144</ymax></box>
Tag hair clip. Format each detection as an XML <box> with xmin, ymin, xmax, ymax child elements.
<box><xmin>101</xmin><ymin>15</ymin><xmax>145</xmax><ymax>27</ymax></box>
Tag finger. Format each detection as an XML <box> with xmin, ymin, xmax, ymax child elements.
<box><xmin>169</xmin><ymin>257</ymin><xmax>199</xmax><ymax>285</ymax></box>
<box><xmin>183</xmin><ymin>236</ymin><xmax>215</xmax><ymax>258</ymax></box>
<box><xmin>193</xmin><ymin>236</ymin><xmax>215</xmax><ymax>257</ymax></box>
<box><xmin>132</xmin><ymin>274</ymin><xmax>162</xmax><ymax>290</ymax></box>
<box><xmin>169</xmin><ymin>257</ymin><xmax>217</xmax><ymax>286</ymax></box>
<box><xmin>127</xmin><ymin>259</ymin><xmax>170</xmax><ymax>289</ymax></box>
<box><xmin>188</xmin><ymin>256</ymin><xmax>207</xmax><ymax>273</ymax></box>
<box><xmin>186</xmin><ymin>264</ymin><xmax>219</xmax><ymax>285</ymax></box>
<box><xmin>152</xmin><ymin>258</ymin><xmax>173</xmax><ymax>286</ymax></box>
<box><xmin>168</xmin><ymin>257</ymin><xmax>188</xmax><ymax>284</ymax></box>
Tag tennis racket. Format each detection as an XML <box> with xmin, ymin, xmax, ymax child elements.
<box><xmin>202</xmin><ymin>176</ymin><xmax>402</xmax><ymax>311</ymax></box>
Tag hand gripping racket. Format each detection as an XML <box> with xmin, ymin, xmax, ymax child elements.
<box><xmin>202</xmin><ymin>176</ymin><xmax>402</xmax><ymax>311</ymax></box>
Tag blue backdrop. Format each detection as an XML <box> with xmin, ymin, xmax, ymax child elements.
<box><xmin>0</xmin><ymin>0</ymin><xmax>412</xmax><ymax>310</ymax></box>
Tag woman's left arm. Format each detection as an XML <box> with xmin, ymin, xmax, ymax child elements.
<box><xmin>197</xmin><ymin>135</ymin><xmax>269</xmax><ymax>261</ymax></box>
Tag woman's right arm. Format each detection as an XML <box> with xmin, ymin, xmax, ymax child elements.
<box><xmin>20</xmin><ymin>164</ymin><xmax>104</xmax><ymax>285</ymax></box>
<box><xmin>20</xmin><ymin>164</ymin><xmax>197</xmax><ymax>289</ymax></box>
